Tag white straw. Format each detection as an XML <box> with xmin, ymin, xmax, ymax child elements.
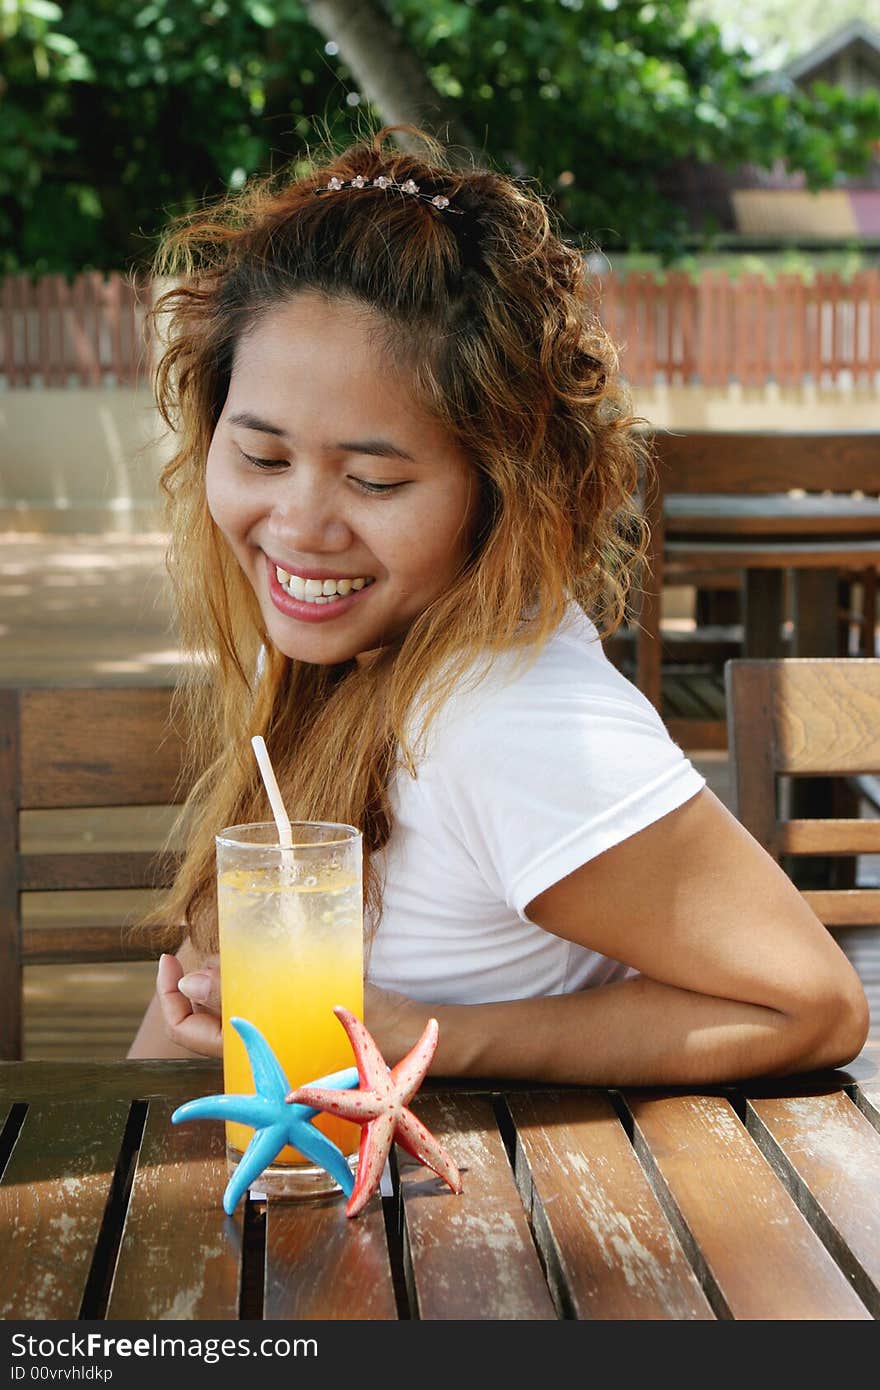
<box><xmin>251</xmin><ymin>735</ymin><xmax>293</xmax><ymax>849</ymax></box>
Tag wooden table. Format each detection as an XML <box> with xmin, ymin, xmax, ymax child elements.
<box><xmin>665</xmin><ymin>493</ymin><xmax>880</xmax><ymax>659</ymax></box>
<box><xmin>636</xmin><ymin>431</ymin><xmax>880</xmax><ymax>746</ymax></box>
<box><xmin>2</xmin><ymin>1054</ymin><xmax>880</xmax><ymax>1322</ymax></box>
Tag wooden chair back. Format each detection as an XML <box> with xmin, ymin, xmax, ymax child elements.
<box><xmin>638</xmin><ymin>431</ymin><xmax>880</xmax><ymax>742</ymax></box>
<box><xmin>0</xmin><ymin>685</ymin><xmax>188</xmax><ymax>1059</ymax></box>
<box><xmin>650</xmin><ymin>431</ymin><xmax>880</xmax><ymax>499</ymax></box>
<box><xmin>725</xmin><ymin>658</ymin><xmax>880</xmax><ymax>933</ymax></box>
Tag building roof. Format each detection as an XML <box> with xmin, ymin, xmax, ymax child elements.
<box><xmin>783</xmin><ymin>19</ymin><xmax>880</xmax><ymax>83</ymax></box>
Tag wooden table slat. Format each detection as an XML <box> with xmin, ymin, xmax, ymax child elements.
<box><xmin>400</xmin><ymin>1094</ymin><xmax>556</xmax><ymax>1320</ymax></box>
<box><xmin>745</xmin><ymin>1088</ymin><xmax>880</xmax><ymax>1316</ymax></box>
<box><xmin>821</xmin><ymin>1047</ymin><xmax>880</xmax><ymax>1128</ymax></box>
<box><xmin>665</xmin><ymin>495</ymin><xmax>880</xmax><ymax>535</ymax></box>
<box><xmin>0</xmin><ymin>1059</ymin><xmax>222</xmax><ymax>1103</ymax></box>
<box><xmin>625</xmin><ymin>1090</ymin><xmax>871</xmax><ymax>1320</ymax></box>
<box><xmin>507</xmin><ymin>1090</ymin><xmax>715</xmax><ymax>1320</ymax></box>
<box><xmin>106</xmin><ymin>1102</ymin><xmax>241</xmax><ymax>1321</ymax></box>
<box><xmin>665</xmin><ymin>539</ymin><xmax>880</xmax><ymax>568</ymax></box>
<box><xmin>0</xmin><ymin>1099</ymin><xmax>129</xmax><ymax>1319</ymax></box>
<box><xmin>265</xmin><ymin>1194</ymin><xmax>399</xmax><ymax>1320</ymax></box>
<box><xmin>856</xmin><ymin>1085</ymin><xmax>880</xmax><ymax>1130</ymax></box>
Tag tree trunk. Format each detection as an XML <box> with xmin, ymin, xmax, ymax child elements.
<box><xmin>303</xmin><ymin>0</ymin><xmax>481</xmax><ymax>168</ymax></box>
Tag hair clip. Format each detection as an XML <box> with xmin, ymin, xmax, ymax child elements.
<box><xmin>314</xmin><ymin>173</ymin><xmax>464</xmax><ymax>214</ymax></box>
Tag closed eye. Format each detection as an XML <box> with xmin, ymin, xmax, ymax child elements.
<box><xmin>234</xmin><ymin>450</ymin><xmax>286</xmax><ymax>472</ymax></box>
<box><xmin>236</xmin><ymin>448</ymin><xmax>405</xmax><ymax>493</ymax></box>
<box><xmin>351</xmin><ymin>478</ymin><xmax>406</xmax><ymax>496</ymax></box>
<box><xmin>237</xmin><ymin>448</ymin><xmax>287</xmax><ymax>470</ymax></box>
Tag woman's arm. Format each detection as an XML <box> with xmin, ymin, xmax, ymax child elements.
<box><xmin>368</xmin><ymin>789</ymin><xmax>870</xmax><ymax>1084</ymax></box>
<box><xmin>129</xmin><ymin>788</ymin><xmax>869</xmax><ymax>1082</ymax></box>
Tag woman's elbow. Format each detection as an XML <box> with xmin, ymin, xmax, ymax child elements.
<box><xmin>785</xmin><ymin>966</ymin><xmax>871</xmax><ymax>1073</ymax></box>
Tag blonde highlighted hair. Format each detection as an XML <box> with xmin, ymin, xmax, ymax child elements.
<box><xmin>140</xmin><ymin>123</ymin><xmax>651</xmax><ymax>955</ymax></box>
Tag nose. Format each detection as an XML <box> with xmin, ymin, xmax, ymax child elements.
<box><xmin>266</xmin><ymin>471</ymin><xmax>353</xmax><ymax>554</ymax></box>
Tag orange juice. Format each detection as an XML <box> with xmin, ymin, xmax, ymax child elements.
<box><xmin>216</xmin><ymin>822</ymin><xmax>363</xmax><ymax>1194</ymax></box>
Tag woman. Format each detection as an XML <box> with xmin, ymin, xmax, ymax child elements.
<box><xmin>129</xmin><ymin>125</ymin><xmax>868</xmax><ymax>1081</ymax></box>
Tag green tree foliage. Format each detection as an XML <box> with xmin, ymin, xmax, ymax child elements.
<box><xmin>4</xmin><ymin>0</ymin><xmax>880</xmax><ymax>272</ymax></box>
<box><xmin>400</xmin><ymin>0</ymin><xmax>880</xmax><ymax>258</ymax></box>
<box><xmin>2</xmin><ymin>0</ymin><xmax>353</xmax><ymax>271</ymax></box>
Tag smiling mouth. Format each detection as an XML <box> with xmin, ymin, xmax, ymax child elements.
<box><xmin>273</xmin><ymin>565</ymin><xmax>375</xmax><ymax>604</ymax></box>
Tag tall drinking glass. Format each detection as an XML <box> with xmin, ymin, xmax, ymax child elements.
<box><xmin>215</xmin><ymin>820</ymin><xmax>363</xmax><ymax>1199</ymax></box>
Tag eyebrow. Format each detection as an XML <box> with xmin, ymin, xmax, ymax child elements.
<box><xmin>227</xmin><ymin>411</ymin><xmax>416</xmax><ymax>462</ymax></box>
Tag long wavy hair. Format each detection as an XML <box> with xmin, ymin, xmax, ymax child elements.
<box><xmin>139</xmin><ymin>122</ymin><xmax>651</xmax><ymax>957</ymax></box>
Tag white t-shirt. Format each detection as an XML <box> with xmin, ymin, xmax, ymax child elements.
<box><xmin>367</xmin><ymin>604</ymin><xmax>706</xmax><ymax>1004</ymax></box>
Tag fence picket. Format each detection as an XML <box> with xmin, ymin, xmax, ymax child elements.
<box><xmin>699</xmin><ymin>270</ymin><xmax>723</xmax><ymax>387</ymax></box>
<box><xmin>37</xmin><ymin>276</ymin><xmax>51</xmax><ymax>387</ymax></box>
<box><xmin>865</xmin><ymin>269</ymin><xmax>880</xmax><ymax>389</ymax></box>
<box><xmin>106</xmin><ymin>273</ymin><xmax>123</xmax><ymax>384</ymax></box>
<box><xmin>807</xmin><ymin>275</ymin><xmax>824</xmax><ymax>384</ymax></box>
<box><xmin>17</xmin><ymin>274</ymin><xmax>34</xmax><ymax>387</ymax></box>
<box><xmin>1</xmin><ymin>276</ymin><xmax>18</xmax><ymax>387</ymax></box>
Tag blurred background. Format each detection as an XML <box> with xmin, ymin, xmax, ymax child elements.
<box><xmin>5</xmin><ymin>0</ymin><xmax>880</xmax><ymax>523</ymax></box>
<box><xmin>3</xmin><ymin>0</ymin><xmax>880</xmax><ymax>1055</ymax></box>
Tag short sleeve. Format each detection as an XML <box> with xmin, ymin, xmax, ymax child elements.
<box><xmin>427</xmin><ymin>640</ymin><xmax>706</xmax><ymax>921</ymax></box>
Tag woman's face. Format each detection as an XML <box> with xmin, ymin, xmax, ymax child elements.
<box><xmin>206</xmin><ymin>292</ymin><xmax>478</xmax><ymax>665</ymax></box>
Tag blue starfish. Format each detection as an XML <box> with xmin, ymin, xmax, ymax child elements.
<box><xmin>171</xmin><ymin>1017</ymin><xmax>359</xmax><ymax>1214</ymax></box>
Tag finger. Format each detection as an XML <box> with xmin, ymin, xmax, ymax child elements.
<box><xmin>156</xmin><ymin>954</ymin><xmax>224</xmax><ymax>1058</ymax></box>
<box><xmin>178</xmin><ymin>965</ymin><xmax>222</xmax><ymax>1015</ymax></box>
<box><xmin>169</xmin><ymin>1010</ymin><xmax>224</xmax><ymax>1059</ymax></box>
<box><xmin>157</xmin><ymin>952</ymin><xmax>191</xmax><ymax>1030</ymax></box>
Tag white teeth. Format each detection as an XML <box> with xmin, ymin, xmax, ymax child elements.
<box><xmin>275</xmin><ymin>570</ymin><xmax>374</xmax><ymax>603</ymax></box>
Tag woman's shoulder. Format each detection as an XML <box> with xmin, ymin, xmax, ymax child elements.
<box><xmin>408</xmin><ymin>605</ymin><xmax>705</xmax><ymax>897</ymax></box>
<box><xmin>422</xmin><ymin>603</ymin><xmax>667</xmax><ymax>758</ymax></box>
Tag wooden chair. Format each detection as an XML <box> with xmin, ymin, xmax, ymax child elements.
<box><xmin>637</xmin><ymin>431</ymin><xmax>880</xmax><ymax>749</ymax></box>
<box><xmin>0</xmin><ymin>685</ymin><xmax>187</xmax><ymax>1060</ymax></box>
<box><xmin>725</xmin><ymin>657</ymin><xmax>880</xmax><ymax>1037</ymax></box>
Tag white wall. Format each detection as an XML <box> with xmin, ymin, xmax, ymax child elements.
<box><xmin>0</xmin><ymin>389</ymin><xmax>172</xmax><ymax>532</ymax></box>
<box><xmin>1</xmin><ymin>384</ymin><xmax>877</xmax><ymax>533</ymax></box>
<box><xmin>636</xmin><ymin>383</ymin><xmax>880</xmax><ymax>433</ymax></box>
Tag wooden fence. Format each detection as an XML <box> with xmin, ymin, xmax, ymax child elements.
<box><xmin>1</xmin><ymin>272</ymin><xmax>155</xmax><ymax>388</ymax></box>
<box><xmin>600</xmin><ymin>269</ymin><xmax>880</xmax><ymax>388</ymax></box>
<box><xmin>1</xmin><ymin>268</ymin><xmax>879</xmax><ymax>388</ymax></box>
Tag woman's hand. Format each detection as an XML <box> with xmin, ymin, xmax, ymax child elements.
<box><xmin>133</xmin><ymin>952</ymin><xmax>426</xmax><ymax>1067</ymax></box>
<box><xmin>161</xmin><ymin>970</ymin><xmax>424</xmax><ymax>1066</ymax></box>
<box><xmin>156</xmin><ymin>951</ymin><xmax>223</xmax><ymax>1058</ymax></box>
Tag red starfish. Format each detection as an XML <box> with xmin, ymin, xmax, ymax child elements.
<box><xmin>287</xmin><ymin>1006</ymin><xmax>463</xmax><ymax>1218</ymax></box>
